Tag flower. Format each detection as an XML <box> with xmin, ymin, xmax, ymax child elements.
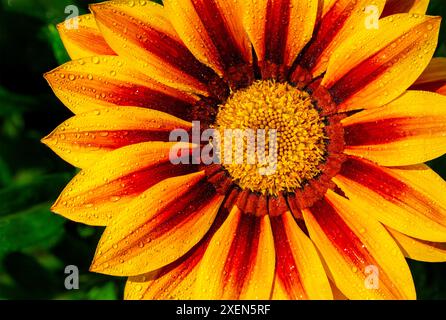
<box><xmin>42</xmin><ymin>0</ymin><xmax>446</xmax><ymax>300</ymax></box>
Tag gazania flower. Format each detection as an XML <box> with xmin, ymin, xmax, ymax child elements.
<box><xmin>42</xmin><ymin>0</ymin><xmax>446</xmax><ymax>300</ymax></box>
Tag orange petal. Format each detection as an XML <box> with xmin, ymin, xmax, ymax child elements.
<box><xmin>387</xmin><ymin>227</ymin><xmax>446</xmax><ymax>262</ymax></box>
<box><xmin>90</xmin><ymin>1</ymin><xmax>225</xmax><ymax>97</ymax></box>
<box><xmin>243</xmin><ymin>0</ymin><xmax>318</xmax><ymax>76</ymax></box>
<box><xmin>57</xmin><ymin>14</ymin><xmax>115</xmax><ymax>59</ymax></box>
<box><xmin>50</xmin><ymin>141</ymin><xmax>198</xmax><ymax>226</ymax></box>
<box><xmin>382</xmin><ymin>0</ymin><xmax>430</xmax><ymax>17</ymax></box>
<box><xmin>321</xmin><ymin>14</ymin><xmax>440</xmax><ymax>112</ymax></box>
<box><xmin>342</xmin><ymin>91</ymin><xmax>446</xmax><ymax>166</ymax></box>
<box><xmin>42</xmin><ymin>107</ymin><xmax>192</xmax><ymax>168</ymax></box>
<box><xmin>270</xmin><ymin>212</ymin><xmax>332</xmax><ymax>300</ymax></box>
<box><xmin>333</xmin><ymin>157</ymin><xmax>446</xmax><ymax>242</ymax></box>
<box><xmin>303</xmin><ymin>190</ymin><xmax>416</xmax><ymax>300</ymax></box>
<box><xmin>411</xmin><ymin>57</ymin><xmax>446</xmax><ymax>95</ymax></box>
<box><xmin>194</xmin><ymin>207</ymin><xmax>275</xmax><ymax>299</ymax></box>
<box><xmin>90</xmin><ymin>171</ymin><xmax>225</xmax><ymax>276</ymax></box>
<box><xmin>299</xmin><ymin>0</ymin><xmax>386</xmax><ymax>78</ymax></box>
<box><xmin>44</xmin><ymin>56</ymin><xmax>198</xmax><ymax>115</ymax></box>
<box><xmin>125</xmin><ymin>238</ymin><xmax>207</xmax><ymax>300</ymax></box>
<box><xmin>163</xmin><ymin>0</ymin><xmax>253</xmax><ymax>86</ymax></box>
<box><xmin>125</xmin><ymin>193</ymin><xmax>236</xmax><ymax>300</ymax></box>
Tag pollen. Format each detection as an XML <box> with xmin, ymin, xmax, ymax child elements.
<box><xmin>214</xmin><ymin>80</ymin><xmax>327</xmax><ymax>196</ymax></box>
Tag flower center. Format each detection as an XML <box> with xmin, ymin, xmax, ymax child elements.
<box><xmin>214</xmin><ymin>80</ymin><xmax>327</xmax><ymax>196</ymax></box>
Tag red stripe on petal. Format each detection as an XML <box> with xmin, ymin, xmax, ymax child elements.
<box><xmin>145</xmin><ymin>181</ymin><xmax>217</xmax><ymax>240</ymax></box>
<box><xmin>223</xmin><ymin>214</ymin><xmax>261</xmax><ymax>289</ymax></box>
<box><xmin>344</xmin><ymin>117</ymin><xmax>446</xmax><ymax>146</ymax></box>
<box><xmin>191</xmin><ymin>0</ymin><xmax>248</xmax><ymax>72</ymax></box>
<box><xmin>62</xmin><ymin>29</ymin><xmax>115</xmax><ymax>56</ymax></box>
<box><xmin>338</xmin><ymin>157</ymin><xmax>444</xmax><ymax>223</ymax></box>
<box><xmin>310</xmin><ymin>198</ymin><xmax>368</xmax><ymax>265</ymax></box>
<box><xmin>93</xmin><ymin>5</ymin><xmax>217</xmax><ymax>87</ymax></box>
<box><xmin>60</xmin><ymin>130</ymin><xmax>173</xmax><ymax>150</ymax></box>
<box><xmin>86</xmin><ymin>162</ymin><xmax>197</xmax><ymax>204</ymax></box>
<box><xmin>271</xmin><ymin>215</ymin><xmax>306</xmax><ymax>299</ymax></box>
<box><xmin>300</xmin><ymin>1</ymin><xmax>356</xmax><ymax>72</ymax></box>
<box><xmin>264</xmin><ymin>0</ymin><xmax>291</xmax><ymax>65</ymax></box>
<box><xmin>58</xmin><ymin>73</ymin><xmax>193</xmax><ymax>118</ymax></box>
<box><xmin>328</xmin><ymin>23</ymin><xmax>429</xmax><ymax>105</ymax></box>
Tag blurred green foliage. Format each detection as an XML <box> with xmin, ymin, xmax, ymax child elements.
<box><xmin>0</xmin><ymin>0</ymin><xmax>445</xmax><ymax>300</ymax></box>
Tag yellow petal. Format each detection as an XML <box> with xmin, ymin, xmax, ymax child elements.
<box><xmin>163</xmin><ymin>0</ymin><xmax>253</xmax><ymax>86</ymax></box>
<box><xmin>194</xmin><ymin>206</ymin><xmax>275</xmax><ymax>299</ymax></box>
<box><xmin>299</xmin><ymin>0</ymin><xmax>386</xmax><ymax>78</ymax></box>
<box><xmin>412</xmin><ymin>57</ymin><xmax>446</xmax><ymax>95</ymax></box>
<box><xmin>50</xmin><ymin>141</ymin><xmax>198</xmax><ymax>226</ymax></box>
<box><xmin>125</xmin><ymin>240</ymin><xmax>207</xmax><ymax>300</ymax></box>
<box><xmin>387</xmin><ymin>227</ymin><xmax>446</xmax><ymax>262</ymax></box>
<box><xmin>334</xmin><ymin>157</ymin><xmax>446</xmax><ymax>242</ymax></box>
<box><xmin>57</xmin><ymin>14</ymin><xmax>115</xmax><ymax>59</ymax></box>
<box><xmin>303</xmin><ymin>190</ymin><xmax>416</xmax><ymax>300</ymax></box>
<box><xmin>342</xmin><ymin>91</ymin><xmax>446</xmax><ymax>166</ymax></box>
<box><xmin>382</xmin><ymin>0</ymin><xmax>430</xmax><ymax>17</ymax></box>
<box><xmin>90</xmin><ymin>1</ymin><xmax>223</xmax><ymax>97</ymax></box>
<box><xmin>42</xmin><ymin>107</ymin><xmax>192</xmax><ymax>168</ymax></box>
<box><xmin>271</xmin><ymin>212</ymin><xmax>333</xmax><ymax>300</ymax></box>
<box><xmin>45</xmin><ymin>56</ymin><xmax>198</xmax><ymax>115</ymax></box>
<box><xmin>243</xmin><ymin>0</ymin><xmax>318</xmax><ymax>76</ymax></box>
<box><xmin>91</xmin><ymin>171</ymin><xmax>224</xmax><ymax>276</ymax></box>
<box><xmin>322</xmin><ymin>14</ymin><xmax>440</xmax><ymax>112</ymax></box>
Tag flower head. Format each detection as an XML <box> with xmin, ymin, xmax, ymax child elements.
<box><xmin>43</xmin><ymin>0</ymin><xmax>446</xmax><ymax>300</ymax></box>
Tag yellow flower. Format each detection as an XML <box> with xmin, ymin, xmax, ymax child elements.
<box><xmin>42</xmin><ymin>0</ymin><xmax>446</xmax><ymax>300</ymax></box>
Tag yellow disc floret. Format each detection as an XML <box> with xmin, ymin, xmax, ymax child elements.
<box><xmin>214</xmin><ymin>80</ymin><xmax>327</xmax><ymax>196</ymax></box>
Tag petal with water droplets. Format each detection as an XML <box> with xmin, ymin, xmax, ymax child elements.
<box><xmin>271</xmin><ymin>211</ymin><xmax>333</xmax><ymax>300</ymax></box>
<box><xmin>322</xmin><ymin>14</ymin><xmax>440</xmax><ymax>112</ymax></box>
<box><xmin>42</xmin><ymin>107</ymin><xmax>192</xmax><ymax>168</ymax></box>
<box><xmin>333</xmin><ymin>157</ymin><xmax>446</xmax><ymax>242</ymax></box>
<box><xmin>51</xmin><ymin>141</ymin><xmax>198</xmax><ymax>226</ymax></box>
<box><xmin>57</xmin><ymin>14</ymin><xmax>115</xmax><ymax>59</ymax></box>
<box><xmin>303</xmin><ymin>190</ymin><xmax>416</xmax><ymax>300</ymax></box>
<box><xmin>45</xmin><ymin>56</ymin><xmax>198</xmax><ymax>115</ymax></box>
<box><xmin>90</xmin><ymin>172</ymin><xmax>224</xmax><ymax>276</ymax></box>
<box><xmin>90</xmin><ymin>1</ymin><xmax>225</xmax><ymax>97</ymax></box>
<box><xmin>342</xmin><ymin>91</ymin><xmax>446</xmax><ymax>166</ymax></box>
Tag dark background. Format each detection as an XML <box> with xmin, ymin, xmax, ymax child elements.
<box><xmin>0</xmin><ymin>0</ymin><xmax>445</xmax><ymax>300</ymax></box>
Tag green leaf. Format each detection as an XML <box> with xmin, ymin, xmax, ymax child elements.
<box><xmin>0</xmin><ymin>86</ymin><xmax>37</xmax><ymax>117</ymax></box>
<box><xmin>0</xmin><ymin>173</ymin><xmax>71</xmax><ymax>217</ymax></box>
<box><xmin>87</xmin><ymin>282</ymin><xmax>118</xmax><ymax>300</ymax></box>
<box><xmin>2</xmin><ymin>252</ymin><xmax>61</xmax><ymax>299</ymax></box>
<box><xmin>41</xmin><ymin>24</ymin><xmax>70</xmax><ymax>65</ymax></box>
<box><xmin>2</xmin><ymin>0</ymin><xmax>87</xmax><ymax>24</ymax></box>
<box><xmin>0</xmin><ymin>202</ymin><xmax>65</xmax><ymax>258</ymax></box>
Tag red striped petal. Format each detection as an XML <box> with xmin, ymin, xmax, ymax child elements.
<box><xmin>382</xmin><ymin>0</ymin><xmax>430</xmax><ymax>17</ymax></box>
<box><xmin>333</xmin><ymin>156</ymin><xmax>446</xmax><ymax>242</ymax></box>
<box><xmin>90</xmin><ymin>1</ymin><xmax>226</xmax><ymax>98</ymax></box>
<box><xmin>51</xmin><ymin>142</ymin><xmax>198</xmax><ymax>226</ymax></box>
<box><xmin>45</xmin><ymin>56</ymin><xmax>198</xmax><ymax>116</ymax></box>
<box><xmin>57</xmin><ymin>14</ymin><xmax>115</xmax><ymax>59</ymax></box>
<box><xmin>298</xmin><ymin>0</ymin><xmax>386</xmax><ymax>78</ymax></box>
<box><xmin>90</xmin><ymin>172</ymin><xmax>224</xmax><ymax>276</ymax></box>
<box><xmin>42</xmin><ymin>107</ymin><xmax>192</xmax><ymax>168</ymax></box>
<box><xmin>194</xmin><ymin>207</ymin><xmax>275</xmax><ymax>299</ymax></box>
<box><xmin>271</xmin><ymin>211</ymin><xmax>332</xmax><ymax>300</ymax></box>
<box><xmin>303</xmin><ymin>191</ymin><xmax>416</xmax><ymax>299</ymax></box>
<box><xmin>322</xmin><ymin>14</ymin><xmax>440</xmax><ymax>112</ymax></box>
<box><xmin>342</xmin><ymin>91</ymin><xmax>446</xmax><ymax>166</ymax></box>
<box><xmin>164</xmin><ymin>0</ymin><xmax>253</xmax><ymax>87</ymax></box>
<box><xmin>243</xmin><ymin>0</ymin><xmax>318</xmax><ymax>79</ymax></box>
<box><xmin>411</xmin><ymin>57</ymin><xmax>446</xmax><ymax>95</ymax></box>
